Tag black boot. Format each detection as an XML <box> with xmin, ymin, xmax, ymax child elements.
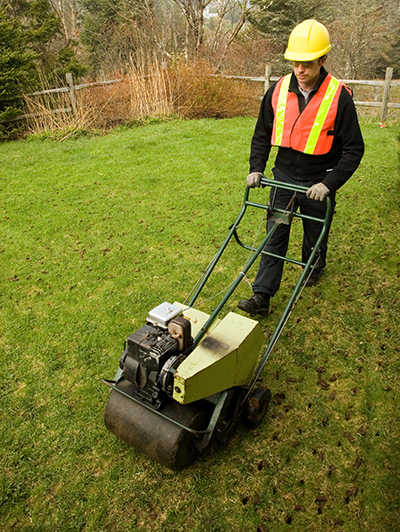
<box><xmin>238</xmin><ymin>293</ymin><xmax>270</xmax><ymax>316</ymax></box>
<box><xmin>305</xmin><ymin>268</ymin><xmax>323</xmax><ymax>287</ymax></box>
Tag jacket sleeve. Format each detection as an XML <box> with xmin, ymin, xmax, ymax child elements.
<box><xmin>322</xmin><ymin>87</ymin><xmax>364</xmax><ymax>192</ymax></box>
<box><xmin>249</xmin><ymin>84</ymin><xmax>276</xmax><ymax>173</ymax></box>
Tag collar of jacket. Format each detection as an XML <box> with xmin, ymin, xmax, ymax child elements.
<box><xmin>289</xmin><ymin>66</ymin><xmax>329</xmax><ymax>96</ymax></box>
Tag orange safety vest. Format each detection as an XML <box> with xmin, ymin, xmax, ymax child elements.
<box><xmin>271</xmin><ymin>73</ymin><xmax>349</xmax><ymax>155</ymax></box>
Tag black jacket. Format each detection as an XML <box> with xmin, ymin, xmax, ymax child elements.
<box><xmin>249</xmin><ymin>67</ymin><xmax>364</xmax><ymax>192</ymax></box>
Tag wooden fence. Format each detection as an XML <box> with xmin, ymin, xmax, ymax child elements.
<box><xmin>219</xmin><ymin>66</ymin><xmax>399</xmax><ymax>123</ymax></box>
<box><xmin>2</xmin><ymin>74</ymin><xmax>124</xmax><ymax>124</ymax></box>
<box><xmin>2</xmin><ymin>67</ymin><xmax>399</xmax><ymax>124</ymax></box>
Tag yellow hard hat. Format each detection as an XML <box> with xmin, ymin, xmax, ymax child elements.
<box><xmin>284</xmin><ymin>19</ymin><xmax>331</xmax><ymax>61</ymax></box>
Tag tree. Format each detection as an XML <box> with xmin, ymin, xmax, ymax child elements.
<box><xmin>152</xmin><ymin>0</ymin><xmax>187</xmax><ymax>59</ymax></box>
<box><xmin>80</xmin><ymin>0</ymin><xmax>151</xmax><ymax>72</ymax></box>
<box><xmin>328</xmin><ymin>0</ymin><xmax>397</xmax><ymax>78</ymax></box>
<box><xmin>204</xmin><ymin>0</ymin><xmax>261</xmax><ymax>71</ymax></box>
<box><xmin>247</xmin><ymin>0</ymin><xmax>400</xmax><ymax>79</ymax></box>
<box><xmin>2</xmin><ymin>0</ymin><xmax>85</xmax><ymax>79</ymax></box>
<box><xmin>249</xmin><ymin>0</ymin><xmax>327</xmax><ymax>46</ymax></box>
<box><xmin>0</xmin><ymin>0</ymin><xmax>86</xmax><ymax>138</ymax></box>
<box><xmin>48</xmin><ymin>0</ymin><xmax>81</xmax><ymax>42</ymax></box>
<box><xmin>0</xmin><ymin>6</ymin><xmax>38</xmax><ymax>137</ymax></box>
<box><xmin>171</xmin><ymin>0</ymin><xmax>213</xmax><ymax>57</ymax></box>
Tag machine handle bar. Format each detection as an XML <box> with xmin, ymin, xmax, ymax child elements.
<box><xmin>259</xmin><ymin>175</ymin><xmax>310</xmax><ymax>194</ymax></box>
<box><xmin>189</xmin><ymin>177</ymin><xmax>331</xmax><ymax>349</ymax></box>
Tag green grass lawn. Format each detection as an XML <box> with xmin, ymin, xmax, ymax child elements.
<box><xmin>1</xmin><ymin>117</ymin><xmax>399</xmax><ymax>532</ymax></box>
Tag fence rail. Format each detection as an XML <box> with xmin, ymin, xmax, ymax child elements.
<box><xmin>218</xmin><ymin>66</ymin><xmax>398</xmax><ymax>122</ymax></box>
<box><xmin>2</xmin><ymin>76</ymin><xmax>124</xmax><ymax>123</ymax></box>
<box><xmin>2</xmin><ymin>67</ymin><xmax>399</xmax><ymax>124</ymax></box>
<box><xmin>28</xmin><ymin>77</ymin><xmax>124</xmax><ymax>96</ymax></box>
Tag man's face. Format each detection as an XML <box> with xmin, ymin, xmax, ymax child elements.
<box><xmin>292</xmin><ymin>58</ymin><xmax>325</xmax><ymax>89</ymax></box>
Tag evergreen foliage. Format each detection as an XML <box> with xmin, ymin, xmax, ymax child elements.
<box><xmin>80</xmin><ymin>0</ymin><xmax>150</xmax><ymax>72</ymax></box>
<box><xmin>0</xmin><ymin>6</ymin><xmax>38</xmax><ymax>139</ymax></box>
<box><xmin>249</xmin><ymin>0</ymin><xmax>327</xmax><ymax>41</ymax></box>
<box><xmin>0</xmin><ymin>0</ymin><xmax>86</xmax><ymax>139</ymax></box>
<box><xmin>248</xmin><ymin>0</ymin><xmax>400</xmax><ymax>79</ymax></box>
<box><xmin>3</xmin><ymin>0</ymin><xmax>83</xmax><ymax>79</ymax></box>
<box><xmin>247</xmin><ymin>0</ymin><xmax>328</xmax><ymax>73</ymax></box>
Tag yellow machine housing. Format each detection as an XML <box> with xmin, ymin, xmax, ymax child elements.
<box><xmin>172</xmin><ymin>303</ymin><xmax>265</xmax><ymax>405</ymax></box>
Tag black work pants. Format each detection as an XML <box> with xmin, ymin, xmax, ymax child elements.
<box><xmin>252</xmin><ymin>167</ymin><xmax>336</xmax><ymax>297</ymax></box>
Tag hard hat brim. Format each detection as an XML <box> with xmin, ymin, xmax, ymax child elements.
<box><xmin>284</xmin><ymin>44</ymin><xmax>331</xmax><ymax>62</ymax></box>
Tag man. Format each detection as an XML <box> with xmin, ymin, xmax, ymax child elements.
<box><xmin>238</xmin><ymin>19</ymin><xmax>364</xmax><ymax>317</ymax></box>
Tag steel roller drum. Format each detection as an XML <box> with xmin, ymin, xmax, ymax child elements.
<box><xmin>104</xmin><ymin>379</ymin><xmax>210</xmax><ymax>471</ymax></box>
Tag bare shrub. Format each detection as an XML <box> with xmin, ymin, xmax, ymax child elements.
<box><xmin>24</xmin><ymin>75</ymin><xmax>135</xmax><ymax>135</ymax></box>
<box><xmin>24</xmin><ymin>89</ymin><xmax>81</xmax><ymax>136</ymax></box>
<box><xmin>78</xmin><ymin>77</ymin><xmax>133</xmax><ymax>129</ymax></box>
<box><xmin>128</xmin><ymin>62</ymin><xmax>175</xmax><ymax>119</ymax></box>
<box><xmin>23</xmin><ymin>75</ymin><xmax>132</xmax><ymax>136</ymax></box>
<box><xmin>204</xmin><ymin>32</ymin><xmax>276</xmax><ymax>78</ymax></box>
<box><xmin>171</xmin><ymin>60</ymin><xmax>260</xmax><ymax>119</ymax></box>
<box><xmin>23</xmin><ymin>59</ymin><xmax>261</xmax><ymax>136</ymax></box>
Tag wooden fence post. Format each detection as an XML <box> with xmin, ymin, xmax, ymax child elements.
<box><xmin>264</xmin><ymin>64</ymin><xmax>271</xmax><ymax>93</ymax></box>
<box><xmin>66</xmin><ymin>73</ymin><xmax>77</xmax><ymax>115</ymax></box>
<box><xmin>381</xmin><ymin>67</ymin><xmax>393</xmax><ymax>123</ymax></box>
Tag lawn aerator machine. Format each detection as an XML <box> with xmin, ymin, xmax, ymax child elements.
<box><xmin>103</xmin><ymin>177</ymin><xmax>332</xmax><ymax>471</ymax></box>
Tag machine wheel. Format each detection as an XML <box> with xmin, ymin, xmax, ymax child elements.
<box><xmin>244</xmin><ymin>386</ymin><xmax>271</xmax><ymax>429</ymax></box>
<box><xmin>213</xmin><ymin>388</ymin><xmax>244</xmax><ymax>446</ymax></box>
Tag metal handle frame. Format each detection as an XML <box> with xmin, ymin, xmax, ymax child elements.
<box><xmin>188</xmin><ymin>177</ymin><xmax>332</xmax><ymax>353</ymax></box>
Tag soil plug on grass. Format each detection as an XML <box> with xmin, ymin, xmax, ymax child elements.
<box><xmin>315</xmin><ymin>495</ymin><xmax>327</xmax><ymax>514</ymax></box>
<box><xmin>318</xmin><ymin>379</ymin><xmax>330</xmax><ymax>390</ymax></box>
<box><xmin>345</xmin><ymin>486</ymin><xmax>358</xmax><ymax>503</ymax></box>
<box><xmin>354</xmin><ymin>457</ymin><xmax>363</xmax><ymax>469</ymax></box>
<box><xmin>345</xmin><ymin>409</ymin><xmax>354</xmax><ymax>420</ymax></box>
<box><xmin>344</xmin><ymin>431</ymin><xmax>356</xmax><ymax>443</ymax></box>
<box><xmin>274</xmin><ymin>392</ymin><xmax>286</xmax><ymax>405</ymax></box>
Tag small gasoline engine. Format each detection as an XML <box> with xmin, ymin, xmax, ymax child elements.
<box><xmin>119</xmin><ymin>303</ymin><xmax>192</xmax><ymax>408</ymax></box>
